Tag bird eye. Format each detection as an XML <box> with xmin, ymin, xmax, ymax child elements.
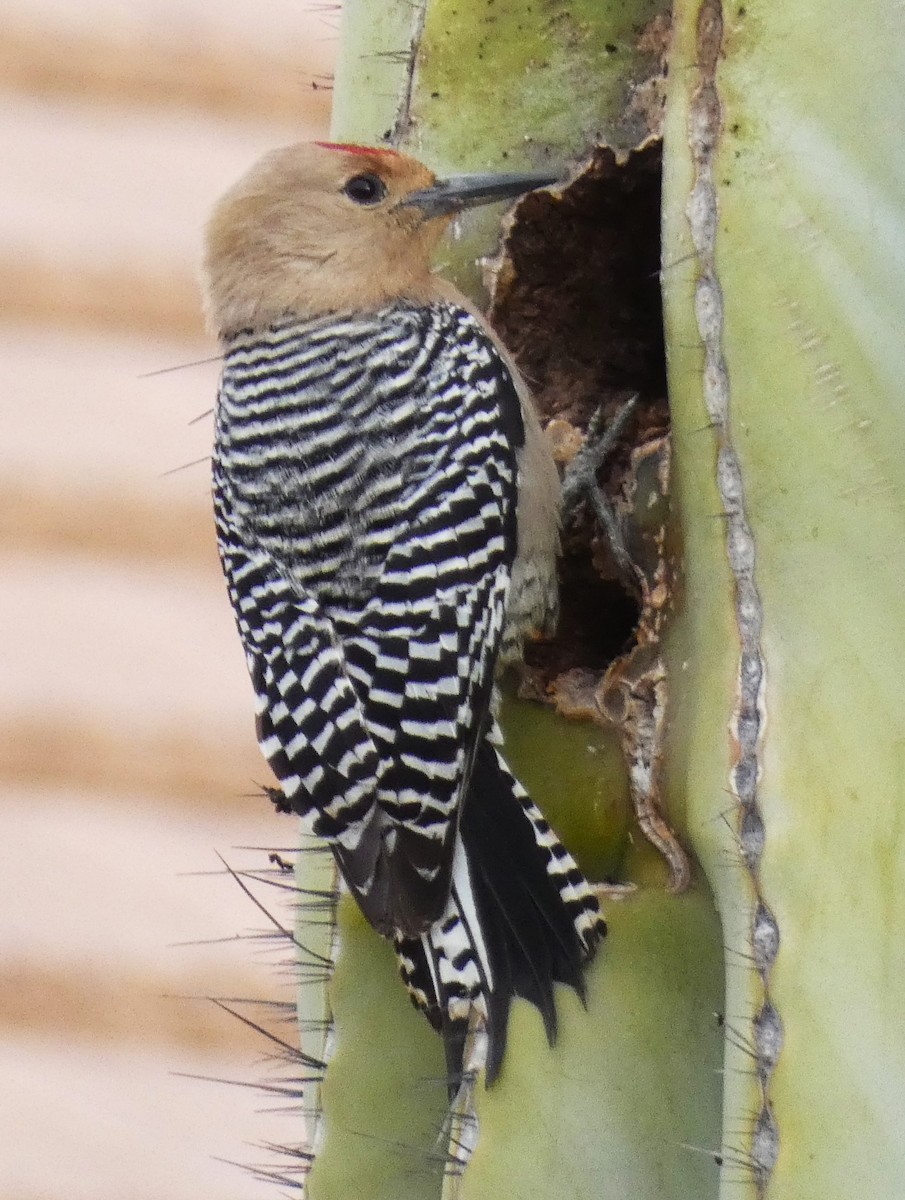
<box><xmin>343</xmin><ymin>173</ymin><xmax>387</xmax><ymax>205</ymax></box>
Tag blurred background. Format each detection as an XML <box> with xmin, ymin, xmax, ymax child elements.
<box><xmin>0</xmin><ymin>3</ymin><xmax>337</xmax><ymax>1196</ymax></box>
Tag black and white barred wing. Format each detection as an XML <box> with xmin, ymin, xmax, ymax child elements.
<box><xmin>220</xmin><ymin>545</ymin><xmax>389</xmax><ymax>852</ymax></box>
<box><xmin>215</xmin><ymin>304</ymin><xmax>525</xmax><ymax>936</ymax></box>
<box><xmin>334</xmin><ymin>451</ymin><xmax>515</xmax><ymax>936</ymax></box>
<box><xmin>226</xmin><ymin>495</ymin><xmax>513</xmax><ymax>938</ymax></box>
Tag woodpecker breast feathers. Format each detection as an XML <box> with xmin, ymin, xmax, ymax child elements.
<box><xmin>203</xmin><ymin>141</ymin><xmax>605</xmax><ymax>1086</ymax></box>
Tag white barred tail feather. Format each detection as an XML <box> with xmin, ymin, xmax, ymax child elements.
<box><xmin>395</xmin><ymin>737</ymin><xmax>606</xmax><ymax>1086</ymax></box>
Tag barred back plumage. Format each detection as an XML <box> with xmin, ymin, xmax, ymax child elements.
<box><xmin>212</xmin><ymin>300</ymin><xmax>605</xmax><ymax>1083</ymax></box>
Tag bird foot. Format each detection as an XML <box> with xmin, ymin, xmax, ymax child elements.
<box><xmin>560</xmin><ymin>395</ymin><xmax>639</xmax><ymax>581</ymax></box>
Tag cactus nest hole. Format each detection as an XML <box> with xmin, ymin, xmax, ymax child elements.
<box><xmin>489</xmin><ymin>139</ymin><xmax>668</xmax><ymax>694</ymax></box>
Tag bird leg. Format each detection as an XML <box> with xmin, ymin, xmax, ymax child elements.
<box><xmin>559</xmin><ymin>394</ymin><xmax>639</xmax><ymax>582</ymax></box>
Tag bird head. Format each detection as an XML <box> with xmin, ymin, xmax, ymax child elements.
<box><xmin>202</xmin><ymin>141</ymin><xmax>557</xmax><ymax>334</ymax></box>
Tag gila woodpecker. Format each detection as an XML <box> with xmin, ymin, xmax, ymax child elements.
<box><xmin>202</xmin><ymin>141</ymin><xmax>606</xmax><ymax>1084</ymax></box>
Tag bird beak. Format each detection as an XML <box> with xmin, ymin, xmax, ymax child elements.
<box><xmin>400</xmin><ymin>170</ymin><xmax>559</xmax><ymax>217</ymax></box>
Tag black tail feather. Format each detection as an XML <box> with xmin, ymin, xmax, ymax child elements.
<box><xmin>394</xmin><ymin>737</ymin><xmax>606</xmax><ymax>1089</ymax></box>
<box><xmin>461</xmin><ymin>740</ymin><xmax>599</xmax><ymax>1081</ymax></box>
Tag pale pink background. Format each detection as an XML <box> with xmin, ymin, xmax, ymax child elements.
<box><xmin>0</xmin><ymin>5</ymin><xmax>336</xmax><ymax>1196</ymax></box>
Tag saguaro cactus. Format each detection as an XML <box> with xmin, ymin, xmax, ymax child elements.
<box><xmin>283</xmin><ymin>2</ymin><xmax>905</xmax><ymax>1197</ymax></box>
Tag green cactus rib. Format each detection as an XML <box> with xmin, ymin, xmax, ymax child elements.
<box><xmin>662</xmin><ymin>5</ymin><xmax>775</xmax><ymax>1195</ymax></box>
<box><xmin>664</xmin><ymin>1</ymin><xmax>905</xmax><ymax>1197</ymax></box>
<box><xmin>454</xmin><ymin>883</ymin><xmax>724</xmax><ymax>1200</ymax></box>
<box><xmin>303</xmin><ymin>896</ymin><xmax>449</xmax><ymax>1200</ymax></box>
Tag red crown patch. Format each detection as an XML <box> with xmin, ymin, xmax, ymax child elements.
<box><xmin>314</xmin><ymin>141</ymin><xmax>400</xmax><ymax>158</ymax></box>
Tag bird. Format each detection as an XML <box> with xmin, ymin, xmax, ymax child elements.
<box><xmin>202</xmin><ymin>141</ymin><xmax>606</xmax><ymax>1086</ymax></box>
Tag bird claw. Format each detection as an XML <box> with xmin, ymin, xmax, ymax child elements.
<box><xmin>592</xmin><ymin>880</ymin><xmax>638</xmax><ymax>902</ymax></box>
<box><xmin>560</xmin><ymin>395</ymin><xmax>639</xmax><ymax>582</ymax></box>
